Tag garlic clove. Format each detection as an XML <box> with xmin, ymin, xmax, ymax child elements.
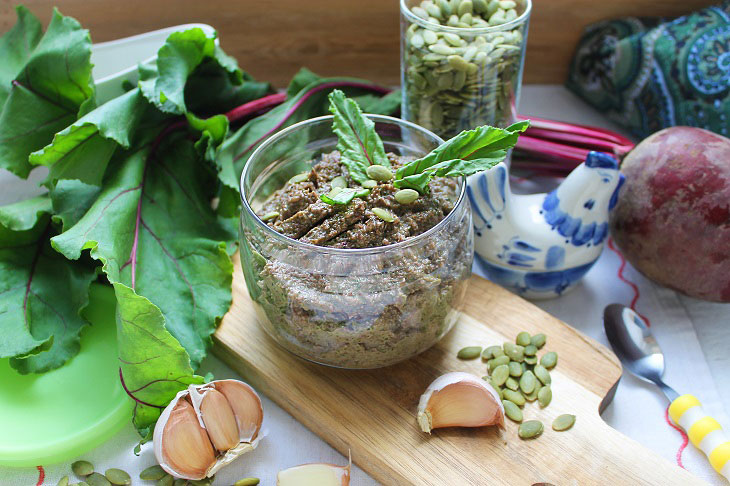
<box><xmin>417</xmin><ymin>371</ymin><xmax>504</xmax><ymax>433</ymax></box>
<box><xmin>154</xmin><ymin>379</ymin><xmax>264</xmax><ymax>480</ymax></box>
<box><xmin>199</xmin><ymin>388</ymin><xmax>240</xmax><ymax>452</ymax></box>
<box><xmin>155</xmin><ymin>396</ymin><xmax>216</xmax><ymax>479</ymax></box>
<box><xmin>276</xmin><ymin>459</ymin><xmax>351</xmax><ymax>486</ymax></box>
<box><xmin>214</xmin><ymin>379</ymin><xmax>263</xmax><ymax>442</ymax></box>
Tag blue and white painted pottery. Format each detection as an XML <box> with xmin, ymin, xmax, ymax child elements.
<box><xmin>468</xmin><ymin>151</ymin><xmax>625</xmax><ymax>299</ymax></box>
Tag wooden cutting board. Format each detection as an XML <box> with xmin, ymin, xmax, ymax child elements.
<box><xmin>213</xmin><ymin>256</ymin><xmax>704</xmax><ymax>485</ymax></box>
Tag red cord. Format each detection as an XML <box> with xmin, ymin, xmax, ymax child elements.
<box><xmin>36</xmin><ymin>465</ymin><xmax>45</xmax><ymax>485</ymax></box>
<box><xmin>606</xmin><ymin>237</ymin><xmax>651</xmax><ymax>326</ymax></box>
<box><xmin>665</xmin><ymin>405</ymin><xmax>689</xmax><ymax>469</ymax></box>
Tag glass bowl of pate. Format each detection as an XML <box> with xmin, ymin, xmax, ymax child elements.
<box><xmin>239</xmin><ymin>114</ymin><xmax>473</xmax><ymax>369</ymax></box>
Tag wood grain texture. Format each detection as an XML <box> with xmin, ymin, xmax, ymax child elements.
<box><xmin>213</xmin><ymin>254</ymin><xmax>706</xmax><ymax>485</ymax></box>
<box><xmin>2</xmin><ymin>0</ymin><xmax>716</xmax><ymax>86</ymax></box>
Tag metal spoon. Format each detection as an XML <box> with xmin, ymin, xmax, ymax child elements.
<box><xmin>604</xmin><ymin>304</ymin><xmax>729</xmax><ymax>480</ymax></box>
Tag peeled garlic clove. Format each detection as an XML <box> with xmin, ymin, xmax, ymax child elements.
<box><xmin>214</xmin><ymin>379</ymin><xmax>263</xmax><ymax>442</ymax></box>
<box><xmin>277</xmin><ymin>457</ymin><xmax>351</xmax><ymax>486</ymax></box>
<box><xmin>154</xmin><ymin>379</ymin><xmax>264</xmax><ymax>480</ymax></box>
<box><xmin>156</xmin><ymin>397</ymin><xmax>216</xmax><ymax>479</ymax></box>
<box><xmin>417</xmin><ymin>371</ymin><xmax>504</xmax><ymax>433</ymax></box>
<box><xmin>199</xmin><ymin>389</ymin><xmax>239</xmax><ymax>452</ymax></box>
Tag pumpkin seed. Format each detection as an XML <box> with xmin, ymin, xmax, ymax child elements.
<box><xmin>457</xmin><ymin>345</ymin><xmax>482</xmax><ymax>359</ymax></box>
<box><xmin>482</xmin><ymin>345</ymin><xmax>503</xmax><ymax>360</ymax></box>
<box><xmin>372</xmin><ymin>207</ymin><xmax>395</xmax><ymax>222</ymax></box>
<box><xmin>288</xmin><ymin>172</ymin><xmax>309</xmax><ymax>184</ymax></box>
<box><xmin>140</xmin><ymin>465</ymin><xmax>167</xmax><ymax>481</ymax></box>
<box><xmin>538</xmin><ymin>385</ymin><xmax>552</xmax><ymax>407</ymax></box>
<box><xmin>524</xmin><ymin>355</ymin><xmax>538</xmax><ymax>365</ymax></box>
<box><xmin>174</xmin><ymin>480</ymin><xmax>187</xmax><ymax>486</ymax></box>
<box><xmin>458</xmin><ymin>0</ymin><xmax>474</xmax><ymax>15</ymax></box>
<box><xmin>235</xmin><ymin>479</ymin><xmax>261</xmax><ymax>486</ymax></box>
<box><xmin>58</xmin><ymin>476</ymin><xmax>70</xmax><ymax>486</ymax></box>
<box><xmin>488</xmin><ymin>355</ymin><xmax>510</xmax><ymax>371</ymax></box>
<box><xmin>422</xmin><ymin>29</ymin><xmax>439</xmax><ymax>44</ymax></box>
<box><xmin>552</xmin><ymin>414</ymin><xmax>576</xmax><ymax>431</ymax></box>
<box><xmin>503</xmin><ymin>342</ymin><xmax>524</xmax><ymax>362</ymax></box>
<box><xmin>157</xmin><ymin>476</ymin><xmax>173</xmax><ymax>486</ymax></box>
<box><xmin>503</xmin><ymin>388</ymin><xmax>525</xmax><ymax>406</ymax></box>
<box><xmin>361</xmin><ymin>179</ymin><xmax>377</xmax><ymax>189</ymax></box>
<box><xmin>366</xmin><ymin>164</ymin><xmax>393</xmax><ymax>182</ymax></box>
<box><xmin>330</xmin><ymin>176</ymin><xmax>347</xmax><ymax>189</ymax></box>
<box><xmin>519</xmin><ymin>370</ymin><xmax>536</xmax><ymax>394</ymax></box>
<box><xmin>541</xmin><ymin>351</ymin><xmax>558</xmax><ymax>369</ymax></box>
<box><xmin>524</xmin><ymin>344</ymin><xmax>537</xmax><ymax>356</ymax></box>
<box><xmin>411</xmin><ymin>5</ymin><xmax>430</xmax><ymax>19</ymax></box>
<box><xmin>504</xmin><ymin>376</ymin><xmax>519</xmax><ymax>391</ymax></box>
<box><xmin>518</xmin><ymin>420</ymin><xmax>544</xmax><ymax>439</ymax></box>
<box><xmin>473</xmin><ymin>0</ymin><xmax>489</xmax><ymax>13</ymax></box>
<box><xmin>260</xmin><ymin>211</ymin><xmax>279</xmax><ymax>222</ymax></box>
<box><xmin>394</xmin><ymin>188</ymin><xmax>419</xmax><ymax>204</ymax></box>
<box><xmin>508</xmin><ymin>361</ymin><xmax>522</xmax><ymax>377</ymax></box>
<box><xmin>425</xmin><ymin>3</ymin><xmax>443</xmax><ymax>18</ymax></box>
<box><xmin>411</xmin><ymin>32</ymin><xmax>425</xmax><ymax>49</ymax></box>
<box><xmin>491</xmin><ymin>364</ymin><xmax>509</xmax><ymax>386</ymax></box>
<box><xmin>489</xmin><ymin>379</ymin><xmax>504</xmax><ymax>397</ymax></box>
<box><xmin>76</xmin><ymin>483</ymin><xmax>90</xmax><ymax>486</ymax></box>
<box><xmin>429</xmin><ymin>43</ymin><xmax>456</xmax><ymax>55</ymax></box>
<box><xmin>534</xmin><ymin>364</ymin><xmax>551</xmax><ymax>385</ymax></box>
<box><xmin>530</xmin><ymin>333</ymin><xmax>546</xmax><ymax>349</ymax></box>
<box><xmin>105</xmin><ymin>469</ymin><xmax>131</xmax><ymax>486</ymax></box>
<box><xmin>72</xmin><ymin>461</ymin><xmax>94</xmax><ymax>477</ymax></box>
<box><xmin>503</xmin><ymin>399</ymin><xmax>523</xmax><ymax>422</ymax></box>
<box><xmin>516</xmin><ymin>331</ymin><xmax>531</xmax><ymax>346</ymax></box>
<box><xmin>438</xmin><ymin>0</ymin><xmax>452</xmax><ymax>16</ymax></box>
<box><xmin>85</xmin><ymin>473</ymin><xmax>111</xmax><ymax>486</ymax></box>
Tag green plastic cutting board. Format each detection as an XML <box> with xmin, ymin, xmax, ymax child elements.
<box><xmin>0</xmin><ymin>284</ymin><xmax>133</xmax><ymax>467</ymax></box>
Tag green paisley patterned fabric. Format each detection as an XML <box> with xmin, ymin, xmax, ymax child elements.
<box><xmin>566</xmin><ymin>2</ymin><xmax>730</xmax><ymax>139</ymax></box>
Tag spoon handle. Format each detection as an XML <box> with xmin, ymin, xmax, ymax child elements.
<box><xmin>669</xmin><ymin>394</ymin><xmax>730</xmax><ymax>480</ymax></box>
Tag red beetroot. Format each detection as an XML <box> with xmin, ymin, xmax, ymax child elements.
<box><xmin>610</xmin><ymin>127</ymin><xmax>730</xmax><ymax>302</ymax></box>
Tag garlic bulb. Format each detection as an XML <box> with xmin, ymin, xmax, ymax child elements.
<box><xmin>154</xmin><ymin>379</ymin><xmax>263</xmax><ymax>480</ymax></box>
<box><xmin>277</xmin><ymin>456</ymin><xmax>351</xmax><ymax>486</ymax></box>
<box><xmin>417</xmin><ymin>371</ymin><xmax>504</xmax><ymax>433</ymax></box>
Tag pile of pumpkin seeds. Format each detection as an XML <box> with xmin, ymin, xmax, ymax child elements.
<box><xmin>57</xmin><ymin>460</ymin><xmax>131</xmax><ymax>486</ymax></box>
<box><xmin>457</xmin><ymin>331</ymin><xmax>576</xmax><ymax>439</ymax></box>
<box><xmin>58</xmin><ymin>460</ymin><xmax>259</xmax><ymax>486</ymax></box>
<box><xmin>402</xmin><ymin>0</ymin><xmax>528</xmax><ymax>138</ymax></box>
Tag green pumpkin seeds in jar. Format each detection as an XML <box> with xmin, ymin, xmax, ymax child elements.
<box><xmin>400</xmin><ymin>0</ymin><xmax>531</xmax><ymax>138</ymax></box>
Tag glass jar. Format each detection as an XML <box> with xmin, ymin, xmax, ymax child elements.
<box><xmin>400</xmin><ymin>0</ymin><xmax>532</xmax><ymax>139</ymax></box>
<box><xmin>239</xmin><ymin>115</ymin><xmax>474</xmax><ymax>369</ymax></box>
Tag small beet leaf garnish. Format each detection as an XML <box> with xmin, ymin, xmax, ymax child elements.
<box><xmin>328</xmin><ymin>89</ymin><xmax>390</xmax><ymax>184</ymax></box>
<box><xmin>394</xmin><ymin>121</ymin><xmax>530</xmax><ymax>194</ymax></box>
<box><xmin>319</xmin><ymin>187</ymin><xmax>371</xmax><ymax>206</ymax></box>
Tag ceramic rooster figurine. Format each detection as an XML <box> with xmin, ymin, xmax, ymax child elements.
<box><xmin>468</xmin><ymin>151</ymin><xmax>625</xmax><ymax>299</ymax></box>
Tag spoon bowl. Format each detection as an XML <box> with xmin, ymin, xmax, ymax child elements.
<box><xmin>603</xmin><ymin>304</ymin><xmax>678</xmax><ymax>401</ymax></box>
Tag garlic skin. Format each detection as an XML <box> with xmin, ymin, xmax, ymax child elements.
<box><xmin>277</xmin><ymin>457</ymin><xmax>351</xmax><ymax>486</ymax></box>
<box><xmin>417</xmin><ymin>371</ymin><xmax>504</xmax><ymax>434</ymax></box>
<box><xmin>154</xmin><ymin>379</ymin><xmax>263</xmax><ymax>480</ymax></box>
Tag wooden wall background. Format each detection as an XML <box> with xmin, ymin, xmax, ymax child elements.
<box><xmin>1</xmin><ymin>0</ymin><xmax>717</xmax><ymax>88</ymax></box>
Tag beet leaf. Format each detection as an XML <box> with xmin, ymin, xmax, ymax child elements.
<box><xmin>0</xmin><ymin>195</ymin><xmax>96</xmax><ymax>374</ymax></box>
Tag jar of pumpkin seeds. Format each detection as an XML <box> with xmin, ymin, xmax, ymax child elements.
<box><xmin>400</xmin><ymin>0</ymin><xmax>531</xmax><ymax>139</ymax></box>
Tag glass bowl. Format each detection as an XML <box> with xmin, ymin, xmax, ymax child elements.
<box><xmin>239</xmin><ymin>114</ymin><xmax>474</xmax><ymax>369</ymax></box>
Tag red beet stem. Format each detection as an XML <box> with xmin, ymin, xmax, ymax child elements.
<box><xmin>225</xmin><ymin>92</ymin><xmax>287</xmax><ymax>123</ymax></box>
<box><xmin>519</xmin><ymin>115</ymin><xmax>635</xmax><ymax>149</ymax></box>
<box><xmin>233</xmin><ymin>80</ymin><xmax>391</xmax><ymax>161</ymax></box>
